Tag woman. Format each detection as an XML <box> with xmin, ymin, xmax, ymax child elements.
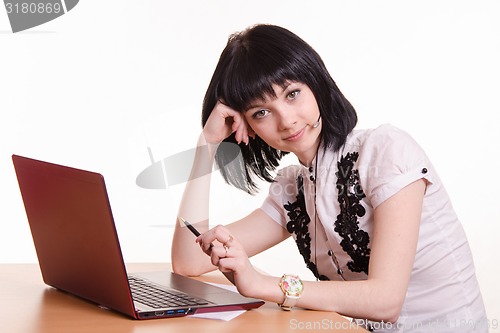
<box><xmin>171</xmin><ymin>24</ymin><xmax>487</xmax><ymax>332</ymax></box>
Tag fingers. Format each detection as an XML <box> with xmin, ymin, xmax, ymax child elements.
<box><xmin>205</xmin><ymin>101</ymin><xmax>254</xmax><ymax>145</ymax></box>
<box><xmin>208</xmin><ymin>245</ymin><xmax>239</xmax><ymax>270</ymax></box>
<box><xmin>195</xmin><ymin>225</ymin><xmax>242</xmax><ymax>270</ymax></box>
<box><xmin>196</xmin><ymin>225</ymin><xmax>233</xmax><ymax>252</ymax></box>
<box><xmin>195</xmin><ymin>225</ymin><xmax>258</xmax><ymax>294</ymax></box>
<box><xmin>230</xmin><ymin>114</ymin><xmax>251</xmax><ymax>145</ymax></box>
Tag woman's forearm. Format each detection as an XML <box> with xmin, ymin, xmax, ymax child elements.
<box><xmin>250</xmin><ymin>274</ymin><xmax>402</xmax><ymax>323</ymax></box>
<box><xmin>171</xmin><ymin>133</ymin><xmax>219</xmax><ymax>276</ymax></box>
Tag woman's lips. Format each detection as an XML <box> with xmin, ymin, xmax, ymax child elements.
<box><xmin>284</xmin><ymin>127</ymin><xmax>306</xmax><ymax>141</ymax></box>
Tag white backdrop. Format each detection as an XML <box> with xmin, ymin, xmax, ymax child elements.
<box><xmin>1</xmin><ymin>0</ymin><xmax>499</xmax><ymax>322</ymax></box>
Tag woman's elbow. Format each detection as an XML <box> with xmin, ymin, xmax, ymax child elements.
<box><xmin>380</xmin><ymin>307</ymin><xmax>402</xmax><ymax>324</ymax></box>
<box><xmin>371</xmin><ymin>297</ymin><xmax>404</xmax><ymax>324</ymax></box>
<box><xmin>171</xmin><ymin>260</ymin><xmax>202</xmax><ymax>277</ymax></box>
<box><xmin>171</xmin><ymin>254</ymin><xmax>215</xmax><ymax>277</ymax></box>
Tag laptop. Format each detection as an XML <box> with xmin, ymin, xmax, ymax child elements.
<box><xmin>12</xmin><ymin>154</ymin><xmax>264</xmax><ymax>319</ymax></box>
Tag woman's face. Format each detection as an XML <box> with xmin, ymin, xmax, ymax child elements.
<box><xmin>243</xmin><ymin>81</ymin><xmax>322</xmax><ymax>166</ymax></box>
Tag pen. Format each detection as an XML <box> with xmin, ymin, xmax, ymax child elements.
<box><xmin>179</xmin><ymin>217</ymin><xmax>234</xmax><ymax>284</ymax></box>
<box><xmin>179</xmin><ymin>217</ymin><xmax>214</xmax><ymax>250</ymax></box>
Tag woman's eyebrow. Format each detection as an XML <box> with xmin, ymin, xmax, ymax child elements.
<box><xmin>244</xmin><ymin>82</ymin><xmax>293</xmax><ymax>112</ymax></box>
<box><xmin>244</xmin><ymin>96</ymin><xmax>270</xmax><ymax>112</ymax></box>
<box><xmin>244</xmin><ymin>101</ymin><xmax>265</xmax><ymax>112</ymax></box>
<box><xmin>278</xmin><ymin>82</ymin><xmax>293</xmax><ymax>95</ymax></box>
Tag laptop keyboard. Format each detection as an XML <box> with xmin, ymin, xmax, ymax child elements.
<box><xmin>128</xmin><ymin>277</ymin><xmax>210</xmax><ymax>309</ymax></box>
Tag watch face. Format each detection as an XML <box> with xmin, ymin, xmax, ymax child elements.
<box><xmin>281</xmin><ymin>274</ymin><xmax>303</xmax><ymax>296</ymax></box>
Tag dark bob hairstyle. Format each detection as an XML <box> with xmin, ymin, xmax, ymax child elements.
<box><xmin>201</xmin><ymin>24</ymin><xmax>357</xmax><ymax>194</ymax></box>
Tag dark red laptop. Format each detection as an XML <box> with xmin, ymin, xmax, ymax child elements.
<box><xmin>12</xmin><ymin>154</ymin><xmax>264</xmax><ymax>319</ymax></box>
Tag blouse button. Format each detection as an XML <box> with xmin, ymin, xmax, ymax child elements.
<box><xmin>310</xmin><ymin>175</ymin><xmax>315</xmax><ymax>181</ymax></box>
<box><xmin>327</xmin><ymin>250</ymin><xmax>333</xmax><ymax>256</ymax></box>
<box><xmin>421</xmin><ymin>168</ymin><xmax>428</xmax><ymax>174</ymax></box>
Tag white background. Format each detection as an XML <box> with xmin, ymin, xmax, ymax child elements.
<box><xmin>1</xmin><ymin>0</ymin><xmax>499</xmax><ymax>323</ymax></box>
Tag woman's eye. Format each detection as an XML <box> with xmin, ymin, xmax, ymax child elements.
<box><xmin>287</xmin><ymin>89</ymin><xmax>300</xmax><ymax>100</ymax></box>
<box><xmin>253</xmin><ymin>109</ymin><xmax>269</xmax><ymax>119</ymax></box>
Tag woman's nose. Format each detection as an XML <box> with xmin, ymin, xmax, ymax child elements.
<box><xmin>277</xmin><ymin>108</ymin><xmax>297</xmax><ymax>131</ymax></box>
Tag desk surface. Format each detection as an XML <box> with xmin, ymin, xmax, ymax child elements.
<box><xmin>0</xmin><ymin>263</ymin><xmax>367</xmax><ymax>333</ymax></box>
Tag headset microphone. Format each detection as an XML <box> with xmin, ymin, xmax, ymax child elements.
<box><xmin>312</xmin><ymin>115</ymin><xmax>321</xmax><ymax>128</ymax></box>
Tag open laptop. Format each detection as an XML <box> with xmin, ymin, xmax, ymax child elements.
<box><xmin>12</xmin><ymin>154</ymin><xmax>264</xmax><ymax>319</ymax></box>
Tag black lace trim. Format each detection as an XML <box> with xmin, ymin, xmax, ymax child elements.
<box><xmin>335</xmin><ymin>152</ymin><xmax>371</xmax><ymax>274</ymax></box>
<box><xmin>284</xmin><ymin>175</ymin><xmax>329</xmax><ymax>281</ymax></box>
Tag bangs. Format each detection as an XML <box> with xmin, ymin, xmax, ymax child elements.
<box><xmin>215</xmin><ymin>32</ymin><xmax>304</xmax><ymax>111</ymax></box>
<box><xmin>217</xmin><ymin>60</ymin><xmax>298</xmax><ymax>112</ymax></box>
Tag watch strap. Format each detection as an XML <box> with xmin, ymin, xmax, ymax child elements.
<box><xmin>280</xmin><ymin>294</ymin><xmax>300</xmax><ymax>310</ymax></box>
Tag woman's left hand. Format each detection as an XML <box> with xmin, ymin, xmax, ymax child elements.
<box><xmin>195</xmin><ymin>225</ymin><xmax>262</xmax><ymax>298</ymax></box>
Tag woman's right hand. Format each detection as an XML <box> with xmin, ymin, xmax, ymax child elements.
<box><xmin>202</xmin><ymin>101</ymin><xmax>254</xmax><ymax>145</ymax></box>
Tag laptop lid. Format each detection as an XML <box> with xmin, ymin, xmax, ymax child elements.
<box><xmin>12</xmin><ymin>154</ymin><xmax>264</xmax><ymax>319</ymax></box>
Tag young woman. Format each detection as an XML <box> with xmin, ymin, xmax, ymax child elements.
<box><xmin>171</xmin><ymin>24</ymin><xmax>487</xmax><ymax>332</ymax></box>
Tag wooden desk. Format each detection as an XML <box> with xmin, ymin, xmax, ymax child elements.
<box><xmin>0</xmin><ymin>263</ymin><xmax>368</xmax><ymax>333</ymax></box>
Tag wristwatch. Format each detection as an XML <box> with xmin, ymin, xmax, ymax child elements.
<box><xmin>278</xmin><ymin>274</ymin><xmax>303</xmax><ymax>310</ymax></box>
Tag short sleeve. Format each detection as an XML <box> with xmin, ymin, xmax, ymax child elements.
<box><xmin>358</xmin><ymin>124</ymin><xmax>435</xmax><ymax>209</ymax></box>
<box><xmin>260</xmin><ymin>165</ymin><xmax>301</xmax><ymax>229</ymax></box>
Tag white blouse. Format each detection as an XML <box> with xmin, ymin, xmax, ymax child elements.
<box><xmin>261</xmin><ymin>124</ymin><xmax>487</xmax><ymax>332</ymax></box>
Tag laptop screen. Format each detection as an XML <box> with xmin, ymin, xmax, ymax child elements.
<box><xmin>12</xmin><ymin>155</ymin><xmax>137</xmax><ymax>317</ymax></box>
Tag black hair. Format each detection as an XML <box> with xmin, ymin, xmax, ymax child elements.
<box><xmin>201</xmin><ymin>24</ymin><xmax>357</xmax><ymax>194</ymax></box>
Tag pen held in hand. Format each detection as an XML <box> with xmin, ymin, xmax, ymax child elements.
<box><xmin>179</xmin><ymin>217</ymin><xmax>234</xmax><ymax>284</ymax></box>
<box><xmin>179</xmin><ymin>217</ymin><xmax>214</xmax><ymax>250</ymax></box>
